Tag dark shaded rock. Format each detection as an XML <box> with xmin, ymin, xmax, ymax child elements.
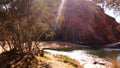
<box><xmin>56</xmin><ymin>0</ymin><xmax>120</xmax><ymax>45</ymax></box>
<box><xmin>105</xmin><ymin>15</ymin><xmax>120</xmax><ymax>41</ymax></box>
<box><xmin>93</xmin><ymin>61</ymin><xmax>105</xmax><ymax>65</ymax></box>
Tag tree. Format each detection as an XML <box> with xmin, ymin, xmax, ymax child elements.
<box><xmin>0</xmin><ymin>0</ymin><xmax>61</xmax><ymax>66</ymax></box>
<box><xmin>0</xmin><ymin>0</ymin><xmax>59</xmax><ymax>54</ymax></box>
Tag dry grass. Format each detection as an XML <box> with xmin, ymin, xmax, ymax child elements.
<box><xmin>36</xmin><ymin>52</ymin><xmax>83</xmax><ymax>68</ymax></box>
<box><xmin>55</xmin><ymin>55</ymin><xmax>83</xmax><ymax>68</ymax></box>
<box><xmin>36</xmin><ymin>55</ymin><xmax>50</xmax><ymax>61</ymax></box>
<box><xmin>111</xmin><ymin>55</ymin><xmax>120</xmax><ymax>68</ymax></box>
<box><xmin>105</xmin><ymin>54</ymin><xmax>120</xmax><ymax>68</ymax></box>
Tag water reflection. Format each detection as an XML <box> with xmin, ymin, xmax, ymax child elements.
<box><xmin>49</xmin><ymin>46</ymin><xmax>120</xmax><ymax>67</ymax></box>
<box><xmin>89</xmin><ymin>48</ymin><xmax>120</xmax><ymax>67</ymax></box>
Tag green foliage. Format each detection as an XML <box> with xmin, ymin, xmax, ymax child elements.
<box><xmin>0</xmin><ymin>0</ymin><xmax>60</xmax><ymax>53</ymax></box>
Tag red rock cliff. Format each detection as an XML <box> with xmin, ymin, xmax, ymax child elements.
<box><xmin>56</xmin><ymin>0</ymin><xmax>120</xmax><ymax>44</ymax></box>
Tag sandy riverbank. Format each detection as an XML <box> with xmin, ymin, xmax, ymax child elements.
<box><xmin>45</xmin><ymin>49</ymin><xmax>112</xmax><ymax>68</ymax></box>
<box><xmin>0</xmin><ymin>41</ymin><xmax>116</xmax><ymax>68</ymax></box>
<box><xmin>0</xmin><ymin>41</ymin><xmax>89</xmax><ymax>54</ymax></box>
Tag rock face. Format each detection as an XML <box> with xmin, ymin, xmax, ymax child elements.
<box><xmin>56</xmin><ymin>0</ymin><xmax>120</xmax><ymax>44</ymax></box>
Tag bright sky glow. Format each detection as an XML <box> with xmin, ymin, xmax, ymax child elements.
<box><xmin>97</xmin><ymin>3</ymin><xmax>120</xmax><ymax>23</ymax></box>
<box><xmin>89</xmin><ymin>0</ymin><xmax>120</xmax><ymax>23</ymax></box>
<box><xmin>104</xmin><ymin>8</ymin><xmax>120</xmax><ymax>23</ymax></box>
<box><xmin>54</xmin><ymin>0</ymin><xmax>66</xmax><ymax>30</ymax></box>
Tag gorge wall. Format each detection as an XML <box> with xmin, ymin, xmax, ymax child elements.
<box><xmin>55</xmin><ymin>0</ymin><xmax>120</xmax><ymax>44</ymax></box>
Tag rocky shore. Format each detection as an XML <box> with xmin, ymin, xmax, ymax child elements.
<box><xmin>1</xmin><ymin>41</ymin><xmax>119</xmax><ymax>68</ymax></box>
<box><xmin>45</xmin><ymin>49</ymin><xmax>112</xmax><ymax>68</ymax></box>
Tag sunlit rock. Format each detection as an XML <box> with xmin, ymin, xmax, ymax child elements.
<box><xmin>56</xmin><ymin>0</ymin><xmax>120</xmax><ymax>44</ymax></box>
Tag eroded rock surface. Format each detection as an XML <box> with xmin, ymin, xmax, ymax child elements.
<box><xmin>56</xmin><ymin>0</ymin><xmax>120</xmax><ymax>44</ymax></box>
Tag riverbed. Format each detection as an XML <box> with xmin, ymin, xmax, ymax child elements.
<box><xmin>45</xmin><ymin>48</ymin><xmax>120</xmax><ymax>68</ymax></box>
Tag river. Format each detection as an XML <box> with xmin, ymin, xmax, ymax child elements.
<box><xmin>45</xmin><ymin>48</ymin><xmax>120</xmax><ymax>68</ymax></box>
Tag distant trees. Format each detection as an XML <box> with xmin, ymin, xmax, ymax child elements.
<box><xmin>0</xmin><ymin>0</ymin><xmax>59</xmax><ymax>54</ymax></box>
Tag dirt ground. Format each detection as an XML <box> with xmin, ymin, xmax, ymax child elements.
<box><xmin>36</xmin><ymin>52</ymin><xmax>83</xmax><ymax>68</ymax></box>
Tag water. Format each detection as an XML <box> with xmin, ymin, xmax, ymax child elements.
<box><xmin>87</xmin><ymin>48</ymin><xmax>120</xmax><ymax>62</ymax></box>
<box><xmin>54</xmin><ymin>0</ymin><xmax>66</xmax><ymax>30</ymax></box>
<box><xmin>88</xmin><ymin>48</ymin><xmax>120</xmax><ymax>61</ymax></box>
<box><xmin>48</xmin><ymin>48</ymin><xmax>120</xmax><ymax>62</ymax></box>
<box><xmin>46</xmin><ymin>48</ymin><xmax>120</xmax><ymax>68</ymax></box>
